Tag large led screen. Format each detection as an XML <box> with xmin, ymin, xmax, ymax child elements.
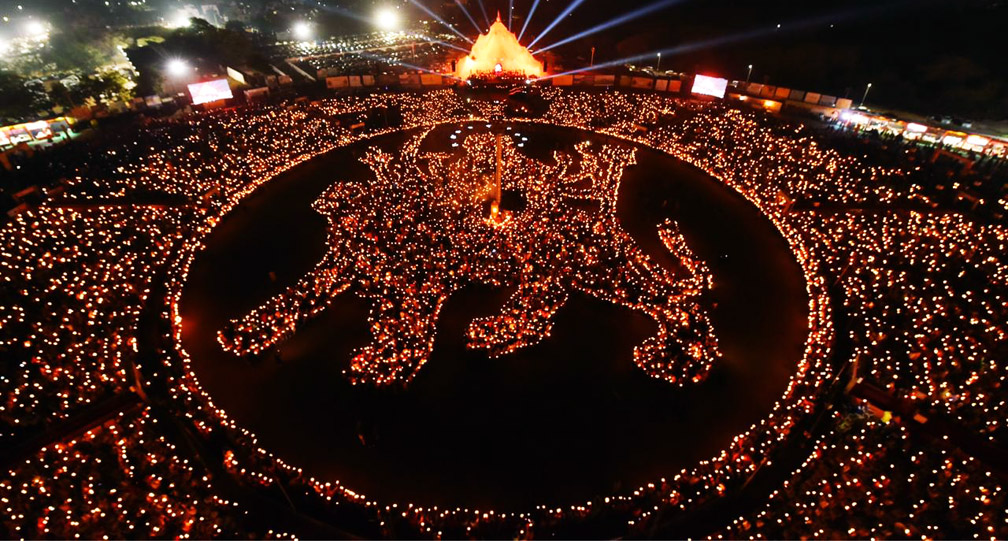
<box><xmin>188</xmin><ymin>79</ymin><xmax>233</xmax><ymax>105</ymax></box>
<box><xmin>691</xmin><ymin>74</ymin><xmax>728</xmax><ymax>99</ymax></box>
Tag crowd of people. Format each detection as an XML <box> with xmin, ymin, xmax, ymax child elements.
<box><xmin>218</xmin><ymin>126</ymin><xmax>719</xmax><ymax>387</ymax></box>
<box><xmin>0</xmin><ymin>85</ymin><xmax>1005</xmax><ymax>538</ymax></box>
<box><xmin>0</xmin><ymin>205</ymin><xmax>188</xmax><ymax>439</ymax></box>
<box><xmin>1</xmin><ymin>407</ymin><xmax>292</xmax><ymax>539</ymax></box>
<box><xmin>716</xmin><ymin>413</ymin><xmax>1007</xmax><ymax>538</ymax></box>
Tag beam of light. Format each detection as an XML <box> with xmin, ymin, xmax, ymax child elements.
<box><xmin>357</xmin><ymin>50</ymin><xmax>462</xmax><ymax>80</ymax></box>
<box><xmin>527</xmin><ymin>0</ymin><xmax>587</xmax><ymax>49</ymax></box>
<box><xmin>509</xmin><ymin>0</ymin><xmax>514</xmax><ymax>30</ymax></box>
<box><xmin>475</xmin><ymin>0</ymin><xmax>492</xmax><ymax>28</ymax></box>
<box><xmin>517</xmin><ymin>0</ymin><xmax>542</xmax><ymax>42</ymax></box>
<box><xmin>408</xmin><ymin>0</ymin><xmax>474</xmax><ymax>42</ymax></box>
<box><xmin>543</xmin><ymin>1</ymin><xmax>912</xmax><ymax>80</ymax></box>
<box><xmin>420</xmin><ymin>36</ymin><xmax>472</xmax><ymax>53</ymax></box>
<box><xmin>533</xmin><ymin>0</ymin><xmax>683</xmax><ymax>54</ymax></box>
<box><xmin>315</xmin><ymin>3</ymin><xmax>372</xmax><ymax>24</ymax></box>
<box><xmin>455</xmin><ymin>0</ymin><xmax>484</xmax><ymax>34</ymax></box>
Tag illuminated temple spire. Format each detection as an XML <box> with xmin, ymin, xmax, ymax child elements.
<box><xmin>455</xmin><ymin>11</ymin><xmax>544</xmax><ymax>80</ymax></box>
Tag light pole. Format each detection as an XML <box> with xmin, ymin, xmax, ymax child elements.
<box><xmin>745</xmin><ymin>64</ymin><xmax>753</xmax><ymax>85</ymax></box>
<box><xmin>590</xmin><ymin>46</ymin><xmax>595</xmax><ymax>67</ymax></box>
<box><xmin>656</xmin><ymin>52</ymin><xmax>661</xmax><ymax>71</ymax></box>
<box><xmin>860</xmin><ymin>82</ymin><xmax>872</xmax><ymax>107</ymax></box>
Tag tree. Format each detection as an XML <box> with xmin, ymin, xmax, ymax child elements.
<box><xmin>42</xmin><ymin>34</ymin><xmax>107</xmax><ymax>73</ymax></box>
<box><xmin>68</xmin><ymin>71</ymin><xmax>134</xmax><ymax>104</ymax></box>
<box><xmin>224</xmin><ymin>20</ymin><xmax>246</xmax><ymax>33</ymax></box>
<box><xmin>0</xmin><ymin>71</ymin><xmax>40</xmax><ymax>120</ymax></box>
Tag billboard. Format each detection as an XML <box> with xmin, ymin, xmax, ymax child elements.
<box><xmin>630</xmin><ymin>76</ymin><xmax>654</xmax><ymax>89</ymax></box>
<box><xmin>594</xmin><ymin>74</ymin><xmax>616</xmax><ymax>86</ymax></box>
<box><xmin>691</xmin><ymin>75</ymin><xmax>728</xmax><ymax>98</ymax></box>
<box><xmin>327</xmin><ymin>76</ymin><xmax>349</xmax><ymax>89</ymax></box>
<box><xmin>420</xmin><ymin>73</ymin><xmax>443</xmax><ymax>86</ymax></box>
<box><xmin>226</xmin><ymin>66</ymin><xmax>247</xmax><ymax>85</ymax></box>
<box><xmin>552</xmin><ymin>75</ymin><xmax>573</xmax><ymax>87</ymax></box>
<box><xmin>244</xmin><ymin>87</ymin><xmax>270</xmax><ymax>102</ymax></box>
<box><xmin>25</xmin><ymin>121</ymin><xmax>53</xmax><ymax>140</ymax></box>
<box><xmin>188</xmin><ymin>79</ymin><xmax>233</xmax><ymax>105</ymax></box>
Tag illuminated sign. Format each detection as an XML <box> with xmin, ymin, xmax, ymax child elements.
<box><xmin>25</xmin><ymin>121</ymin><xmax>53</xmax><ymax>140</ymax></box>
<box><xmin>187</xmin><ymin>79</ymin><xmax>233</xmax><ymax>105</ymax></box>
<box><xmin>0</xmin><ymin>117</ymin><xmax>72</xmax><ymax>147</ymax></box>
<box><xmin>226</xmin><ymin>66</ymin><xmax>247</xmax><ymax>84</ymax></box>
<box><xmin>691</xmin><ymin>74</ymin><xmax>728</xmax><ymax>99</ymax></box>
<box><xmin>965</xmin><ymin>135</ymin><xmax>990</xmax><ymax>147</ymax></box>
<box><xmin>840</xmin><ymin>111</ymin><xmax>869</xmax><ymax>125</ymax></box>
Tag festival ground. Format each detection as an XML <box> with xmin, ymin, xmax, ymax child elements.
<box><xmin>179</xmin><ymin>122</ymin><xmax>808</xmax><ymax>510</ymax></box>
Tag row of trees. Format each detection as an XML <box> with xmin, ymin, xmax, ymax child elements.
<box><xmin>127</xmin><ymin>18</ymin><xmax>271</xmax><ymax>98</ymax></box>
<box><xmin>0</xmin><ymin>70</ymin><xmax>133</xmax><ymax>122</ymax></box>
<box><xmin>0</xmin><ymin>16</ymin><xmax>267</xmax><ymax>122</ymax></box>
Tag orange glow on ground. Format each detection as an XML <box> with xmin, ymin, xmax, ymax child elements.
<box><xmin>456</xmin><ymin>14</ymin><xmax>544</xmax><ymax>80</ymax></box>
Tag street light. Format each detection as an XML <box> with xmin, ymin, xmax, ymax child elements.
<box><xmin>166</xmin><ymin>58</ymin><xmax>190</xmax><ymax>77</ymax></box>
<box><xmin>860</xmin><ymin>82</ymin><xmax>872</xmax><ymax>107</ymax></box>
<box><xmin>375</xmin><ymin>7</ymin><xmax>400</xmax><ymax>31</ymax></box>
<box><xmin>656</xmin><ymin>52</ymin><xmax>661</xmax><ymax>71</ymax></box>
<box><xmin>745</xmin><ymin>64</ymin><xmax>753</xmax><ymax>85</ymax></box>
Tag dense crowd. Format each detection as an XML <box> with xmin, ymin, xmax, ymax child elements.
<box><xmin>0</xmin><ymin>86</ymin><xmax>1005</xmax><ymax>538</ymax></box>
<box><xmin>716</xmin><ymin>413</ymin><xmax>1007</xmax><ymax>539</ymax></box>
<box><xmin>218</xmin><ymin>127</ymin><xmax>718</xmax><ymax>386</ymax></box>
<box><xmin>272</xmin><ymin>31</ymin><xmax>458</xmax><ymax>77</ymax></box>
<box><xmin>1</xmin><ymin>407</ymin><xmax>291</xmax><ymax>539</ymax></box>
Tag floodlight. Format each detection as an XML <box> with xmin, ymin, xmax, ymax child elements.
<box><xmin>24</xmin><ymin>19</ymin><xmax>46</xmax><ymax>37</ymax></box>
<box><xmin>375</xmin><ymin>7</ymin><xmax>400</xmax><ymax>31</ymax></box>
<box><xmin>166</xmin><ymin>58</ymin><xmax>190</xmax><ymax>77</ymax></box>
<box><xmin>292</xmin><ymin>21</ymin><xmax>313</xmax><ymax>41</ymax></box>
<box><xmin>168</xmin><ymin>12</ymin><xmax>191</xmax><ymax>28</ymax></box>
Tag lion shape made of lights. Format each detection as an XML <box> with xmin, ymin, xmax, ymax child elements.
<box><xmin>218</xmin><ymin>128</ymin><xmax>720</xmax><ymax>386</ymax></box>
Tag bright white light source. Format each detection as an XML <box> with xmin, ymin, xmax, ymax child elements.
<box><xmin>167</xmin><ymin>12</ymin><xmax>191</xmax><ymax>28</ymax></box>
<box><xmin>691</xmin><ymin>74</ymin><xmax>728</xmax><ymax>99</ymax></box>
<box><xmin>965</xmin><ymin>135</ymin><xmax>989</xmax><ymax>147</ymax></box>
<box><xmin>24</xmin><ymin>19</ymin><xmax>46</xmax><ymax>36</ymax></box>
<box><xmin>166</xmin><ymin>58</ymin><xmax>190</xmax><ymax>77</ymax></box>
<box><xmin>375</xmin><ymin>7</ymin><xmax>400</xmax><ymax>31</ymax></box>
<box><xmin>187</xmin><ymin>79</ymin><xmax>233</xmax><ymax>105</ymax></box>
<box><xmin>292</xmin><ymin>21</ymin><xmax>312</xmax><ymax>41</ymax></box>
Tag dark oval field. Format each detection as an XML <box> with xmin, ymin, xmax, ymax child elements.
<box><xmin>178</xmin><ymin>122</ymin><xmax>808</xmax><ymax>510</ymax></box>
